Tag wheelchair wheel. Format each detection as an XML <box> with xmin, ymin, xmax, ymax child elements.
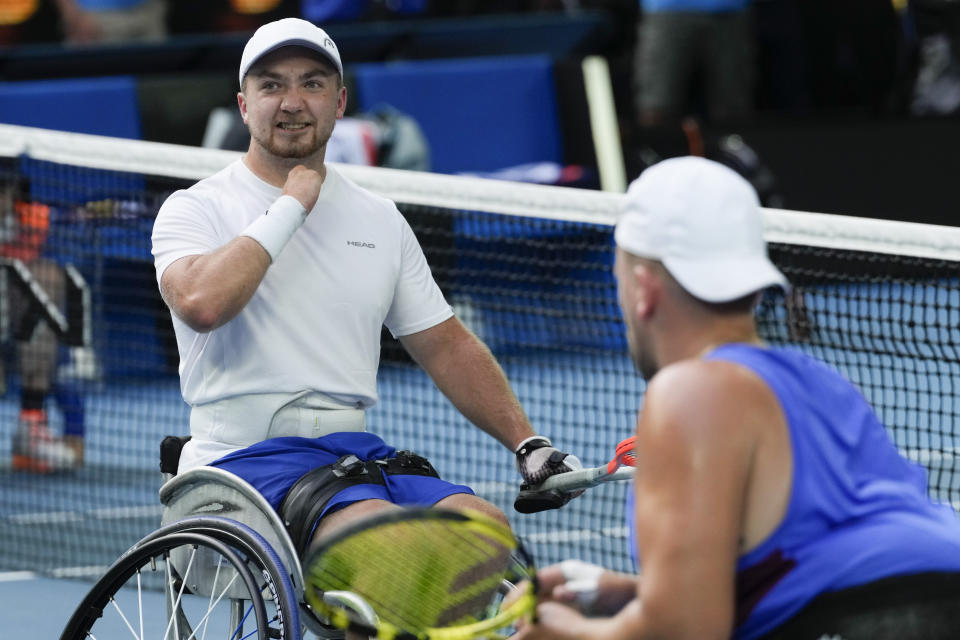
<box><xmin>60</xmin><ymin>532</ymin><xmax>268</xmax><ymax>640</ymax></box>
<box><xmin>139</xmin><ymin>515</ymin><xmax>301</xmax><ymax>639</ymax></box>
<box><xmin>60</xmin><ymin>517</ymin><xmax>300</xmax><ymax>640</ymax></box>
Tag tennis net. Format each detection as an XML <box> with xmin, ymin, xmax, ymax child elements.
<box><xmin>0</xmin><ymin>123</ymin><xmax>957</xmax><ymax>580</ymax></box>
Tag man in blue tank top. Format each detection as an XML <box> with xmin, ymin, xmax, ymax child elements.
<box><xmin>512</xmin><ymin>156</ymin><xmax>960</xmax><ymax>640</ymax></box>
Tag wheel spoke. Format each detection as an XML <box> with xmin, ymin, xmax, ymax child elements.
<box><xmin>137</xmin><ymin>569</ymin><xmax>144</xmax><ymax>640</ymax></box>
<box><xmin>183</xmin><ymin>571</ymin><xmax>241</xmax><ymax>640</ymax></box>
<box><xmin>200</xmin><ymin>554</ymin><xmax>223</xmax><ymax>640</ymax></box>
<box><xmin>164</xmin><ymin>545</ymin><xmax>198</xmax><ymax>640</ymax></box>
<box><xmin>108</xmin><ymin>594</ymin><xmax>142</xmax><ymax>640</ymax></box>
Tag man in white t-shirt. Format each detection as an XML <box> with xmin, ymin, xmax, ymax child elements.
<box><xmin>151</xmin><ymin>17</ymin><xmax>580</xmax><ymax>556</ymax></box>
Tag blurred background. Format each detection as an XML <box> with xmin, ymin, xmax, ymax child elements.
<box><xmin>3</xmin><ymin>3</ymin><xmax>960</xmax><ymax>636</ymax></box>
<box><xmin>1</xmin><ymin>0</ymin><xmax>957</xmax><ymax>224</ymax></box>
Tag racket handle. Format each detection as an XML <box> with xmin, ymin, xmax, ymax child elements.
<box><xmin>514</xmin><ymin>487</ymin><xmax>571</xmax><ymax>513</ymax></box>
<box><xmin>514</xmin><ymin>466</ymin><xmax>634</xmax><ymax>513</ymax></box>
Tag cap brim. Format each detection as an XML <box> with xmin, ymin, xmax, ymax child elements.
<box><xmin>663</xmin><ymin>255</ymin><xmax>790</xmax><ymax>303</ymax></box>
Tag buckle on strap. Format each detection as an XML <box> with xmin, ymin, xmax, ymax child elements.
<box><xmin>376</xmin><ymin>450</ymin><xmax>439</xmax><ymax>478</ymax></box>
<box><xmin>332</xmin><ymin>454</ymin><xmax>368</xmax><ymax>477</ymax></box>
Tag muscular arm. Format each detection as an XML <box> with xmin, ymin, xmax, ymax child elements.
<box><xmin>159</xmin><ymin>236</ymin><xmax>271</xmax><ymax>332</ymax></box>
<box><xmin>517</xmin><ymin>359</ymin><xmax>772</xmax><ymax>640</ymax></box>
<box><xmin>621</xmin><ymin>360</ymin><xmax>758</xmax><ymax>639</ymax></box>
<box><xmin>399</xmin><ymin>316</ymin><xmax>536</xmax><ymax>450</ymax></box>
<box><xmin>158</xmin><ymin>164</ymin><xmax>323</xmax><ymax>333</ymax></box>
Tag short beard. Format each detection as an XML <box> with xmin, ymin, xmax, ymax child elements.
<box><xmin>633</xmin><ymin>351</ymin><xmax>659</xmax><ymax>382</ymax></box>
<box><xmin>267</xmin><ymin>138</ymin><xmax>323</xmax><ymax>159</ymax></box>
<box><xmin>628</xmin><ymin>332</ymin><xmax>659</xmax><ymax>382</ymax></box>
<box><xmin>254</xmin><ymin>119</ymin><xmax>335</xmax><ymax>161</ymax></box>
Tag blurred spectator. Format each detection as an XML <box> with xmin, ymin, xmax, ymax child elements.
<box><xmin>0</xmin><ymin>0</ymin><xmax>168</xmax><ymax>45</ymax></box>
<box><xmin>910</xmin><ymin>0</ymin><xmax>960</xmax><ymax>116</ymax></box>
<box><xmin>633</xmin><ymin>0</ymin><xmax>756</xmax><ymax>126</ymax></box>
<box><xmin>0</xmin><ymin>166</ymin><xmax>84</xmax><ymax>473</ymax></box>
<box><xmin>55</xmin><ymin>0</ymin><xmax>168</xmax><ymax>44</ymax></box>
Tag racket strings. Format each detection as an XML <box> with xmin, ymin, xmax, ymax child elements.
<box><xmin>307</xmin><ymin>515</ymin><xmax>517</xmax><ymax>632</ymax></box>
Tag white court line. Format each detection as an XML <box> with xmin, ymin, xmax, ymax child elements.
<box><xmin>51</xmin><ymin>565</ymin><xmax>111</xmax><ymax>579</ymax></box>
<box><xmin>0</xmin><ymin>567</ymin><xmax>108</xmax><ymax>581</ymax></box>
<box><xmin>525</xmin><ymin>526</ymin><xmax>629</xmax><ymax>545</ymax></box>
<box><xmin>0</xmin><ymin>571</ymin><xmax>38</xmax><ymax>582</ymax></box>
<box><xmin>5</xmin><ymin>504</ymin><xmax>162</xmax><ymax>526</ymax></box>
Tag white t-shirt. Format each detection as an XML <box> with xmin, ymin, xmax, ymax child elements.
<box><xmin>152</xmin><ymin>159</ymin><xmax>453</xmax><ymax>411</ymax></box>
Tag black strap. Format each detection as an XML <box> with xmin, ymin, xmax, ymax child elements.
<box><xmin>280</xmin><ymin>454</ymin><xmax>387</xmax><ymax>558</ymax></box>
<box><xmin>159</xmin><ymin>435</ymin><xmax>191</xmax><ymax>476</ymax></box>
<box><xmin>376</xmin><ymin>450</ymin><xmax>440</xmax><ymax>478</ymax></box>
<box><xmin>280</xmin><ymin>449</ymin><xmax>442</xmax><ymax>558</ymax></box>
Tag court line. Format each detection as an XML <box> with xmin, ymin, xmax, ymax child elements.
<box><xmin>0</xmin><ymin>571</ymin><xmax>38</xmax><ymax>582</ymax></box>
<box><xmin>0</xmin><ymin>566</ymin><xmax>110</xmax><ymax>581</ymax></box>
<box><xmin>525</xmin><ymin>525</ymin><xmax>629</xmax><ymax>544</ymax></box>
<box><xmin>5</xmin><ymin>504</ymin><xmax>161</xmax><ymax>526</ymax></box>
<box><xmin>51</xmin><ymin>566</ymin><xmax>111</xmax><ymax>579</ymax></box>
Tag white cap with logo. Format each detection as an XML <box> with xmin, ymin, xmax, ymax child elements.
<box><xmin>239</xmin><ymin>17</ymin><xmax>343</xmax><ymax>87</ymax></box>
<box><xmin>614</xmin><ymin>156</ymin><xmax>789</xmax><ymax>303</ymax></box>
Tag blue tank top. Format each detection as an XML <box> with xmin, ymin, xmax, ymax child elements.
<box><xmin>627</xmin><ymin>344</ymin><xmax>960</xmax><ymax>639</ymax></box>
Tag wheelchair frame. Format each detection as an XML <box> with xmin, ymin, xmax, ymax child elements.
<box><xmin>59</xmin><ymin>436</ymin><xmax>377</xmax><ymax>640</ymax></box>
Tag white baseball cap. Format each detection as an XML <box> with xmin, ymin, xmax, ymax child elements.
<box><xmin>239</xmin><ymin>18</ymin><xmax>343</xmax><ymax>87</ymax></box>
<box><xmin>614</xmin><ymin>156</ymin><xmax>788</xmax><ymax>303</ymax></box>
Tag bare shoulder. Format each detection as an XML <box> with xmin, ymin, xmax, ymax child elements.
<box><xmin>640</xmin><ymin>357</ymin><xmax>781</xmax><ymax>448</ymax></box>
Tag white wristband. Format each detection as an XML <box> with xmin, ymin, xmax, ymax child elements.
<box><xmin>241</xmin><ymin>195</ymin><xmax>307</xmax><ymax>262</ymax></box>
<box><xmin>559</xmin><ymin>559</ymin><xmax>605</xmax><ymax>611</ymax></box>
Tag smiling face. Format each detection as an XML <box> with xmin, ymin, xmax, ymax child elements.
<box><xmin>238</xmin><ymin>46</ymin><xmax>346</xmax><ymax>165</ymax></box>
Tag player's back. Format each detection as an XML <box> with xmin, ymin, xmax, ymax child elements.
<box><xmin>707</xmin><ymin>343</ymin><xmax>960</xmax><ymax>639</ymax></box>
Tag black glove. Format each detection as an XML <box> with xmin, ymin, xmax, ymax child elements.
<box><xmin>514</xmin><ymin>436</ymin><xmax>583</xmax><ymax>513</ymax></box>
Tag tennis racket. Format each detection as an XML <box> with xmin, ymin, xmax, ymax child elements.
<box><xmin>515</xmin><ymin>436</ymin><xmax>636</xmax><ymax>512</ymax></box>
<box><xmin>303</xmin><ymin>507</ymin><xmax>537</xmax><ymax>640</ymax></box>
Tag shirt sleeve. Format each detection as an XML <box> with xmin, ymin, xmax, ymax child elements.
<box><xmin>151</xmin><ymin>188</ymin><xmax>222</xmax><ymax>286</ymax></box>
<box><xmin>383</xmin><ymin>213</ymin><xmax>453</xmax><ymax>337</ymax></box>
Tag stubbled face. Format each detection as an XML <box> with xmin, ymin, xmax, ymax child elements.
<box><xmin>239</xmin><ymin>47</ymin><xmax>346</xmax><ymax>162</ymax></box>
<box><xmin>614</xmin><ymin>249</ymin><xmax>659</xmax><ymax>381</ymax></box>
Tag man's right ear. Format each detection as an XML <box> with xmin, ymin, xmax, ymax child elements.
<box><xmin>237</xmin><ymin>92</ymin><xmax>249</xmax><ymax>124</ymax></box>
<box><xmin>632</xmin><ymin>262</ymin><xmax>660</xmax><ymax>319</ymax></box>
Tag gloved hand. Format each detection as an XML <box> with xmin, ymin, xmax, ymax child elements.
<box><xmin>514</xmin><ymin>436</ymin><xmax>584</xmax><ymax>513</ymax></box>
<box><xmin>515</xmin><ymin>436</ymin><xmax>583</xmax><ymax>485</ymax></box>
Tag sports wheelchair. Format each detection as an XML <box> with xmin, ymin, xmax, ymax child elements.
<box><xmin>60</xmin><ymin>436</ymin><xmax>377</xmax><ymax>640</ymax></box>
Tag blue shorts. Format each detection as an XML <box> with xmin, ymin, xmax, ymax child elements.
<box><xmin>209</xmin><ymin>432</ymin><xmax>474</xmax><ymax>520</ymax></box>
